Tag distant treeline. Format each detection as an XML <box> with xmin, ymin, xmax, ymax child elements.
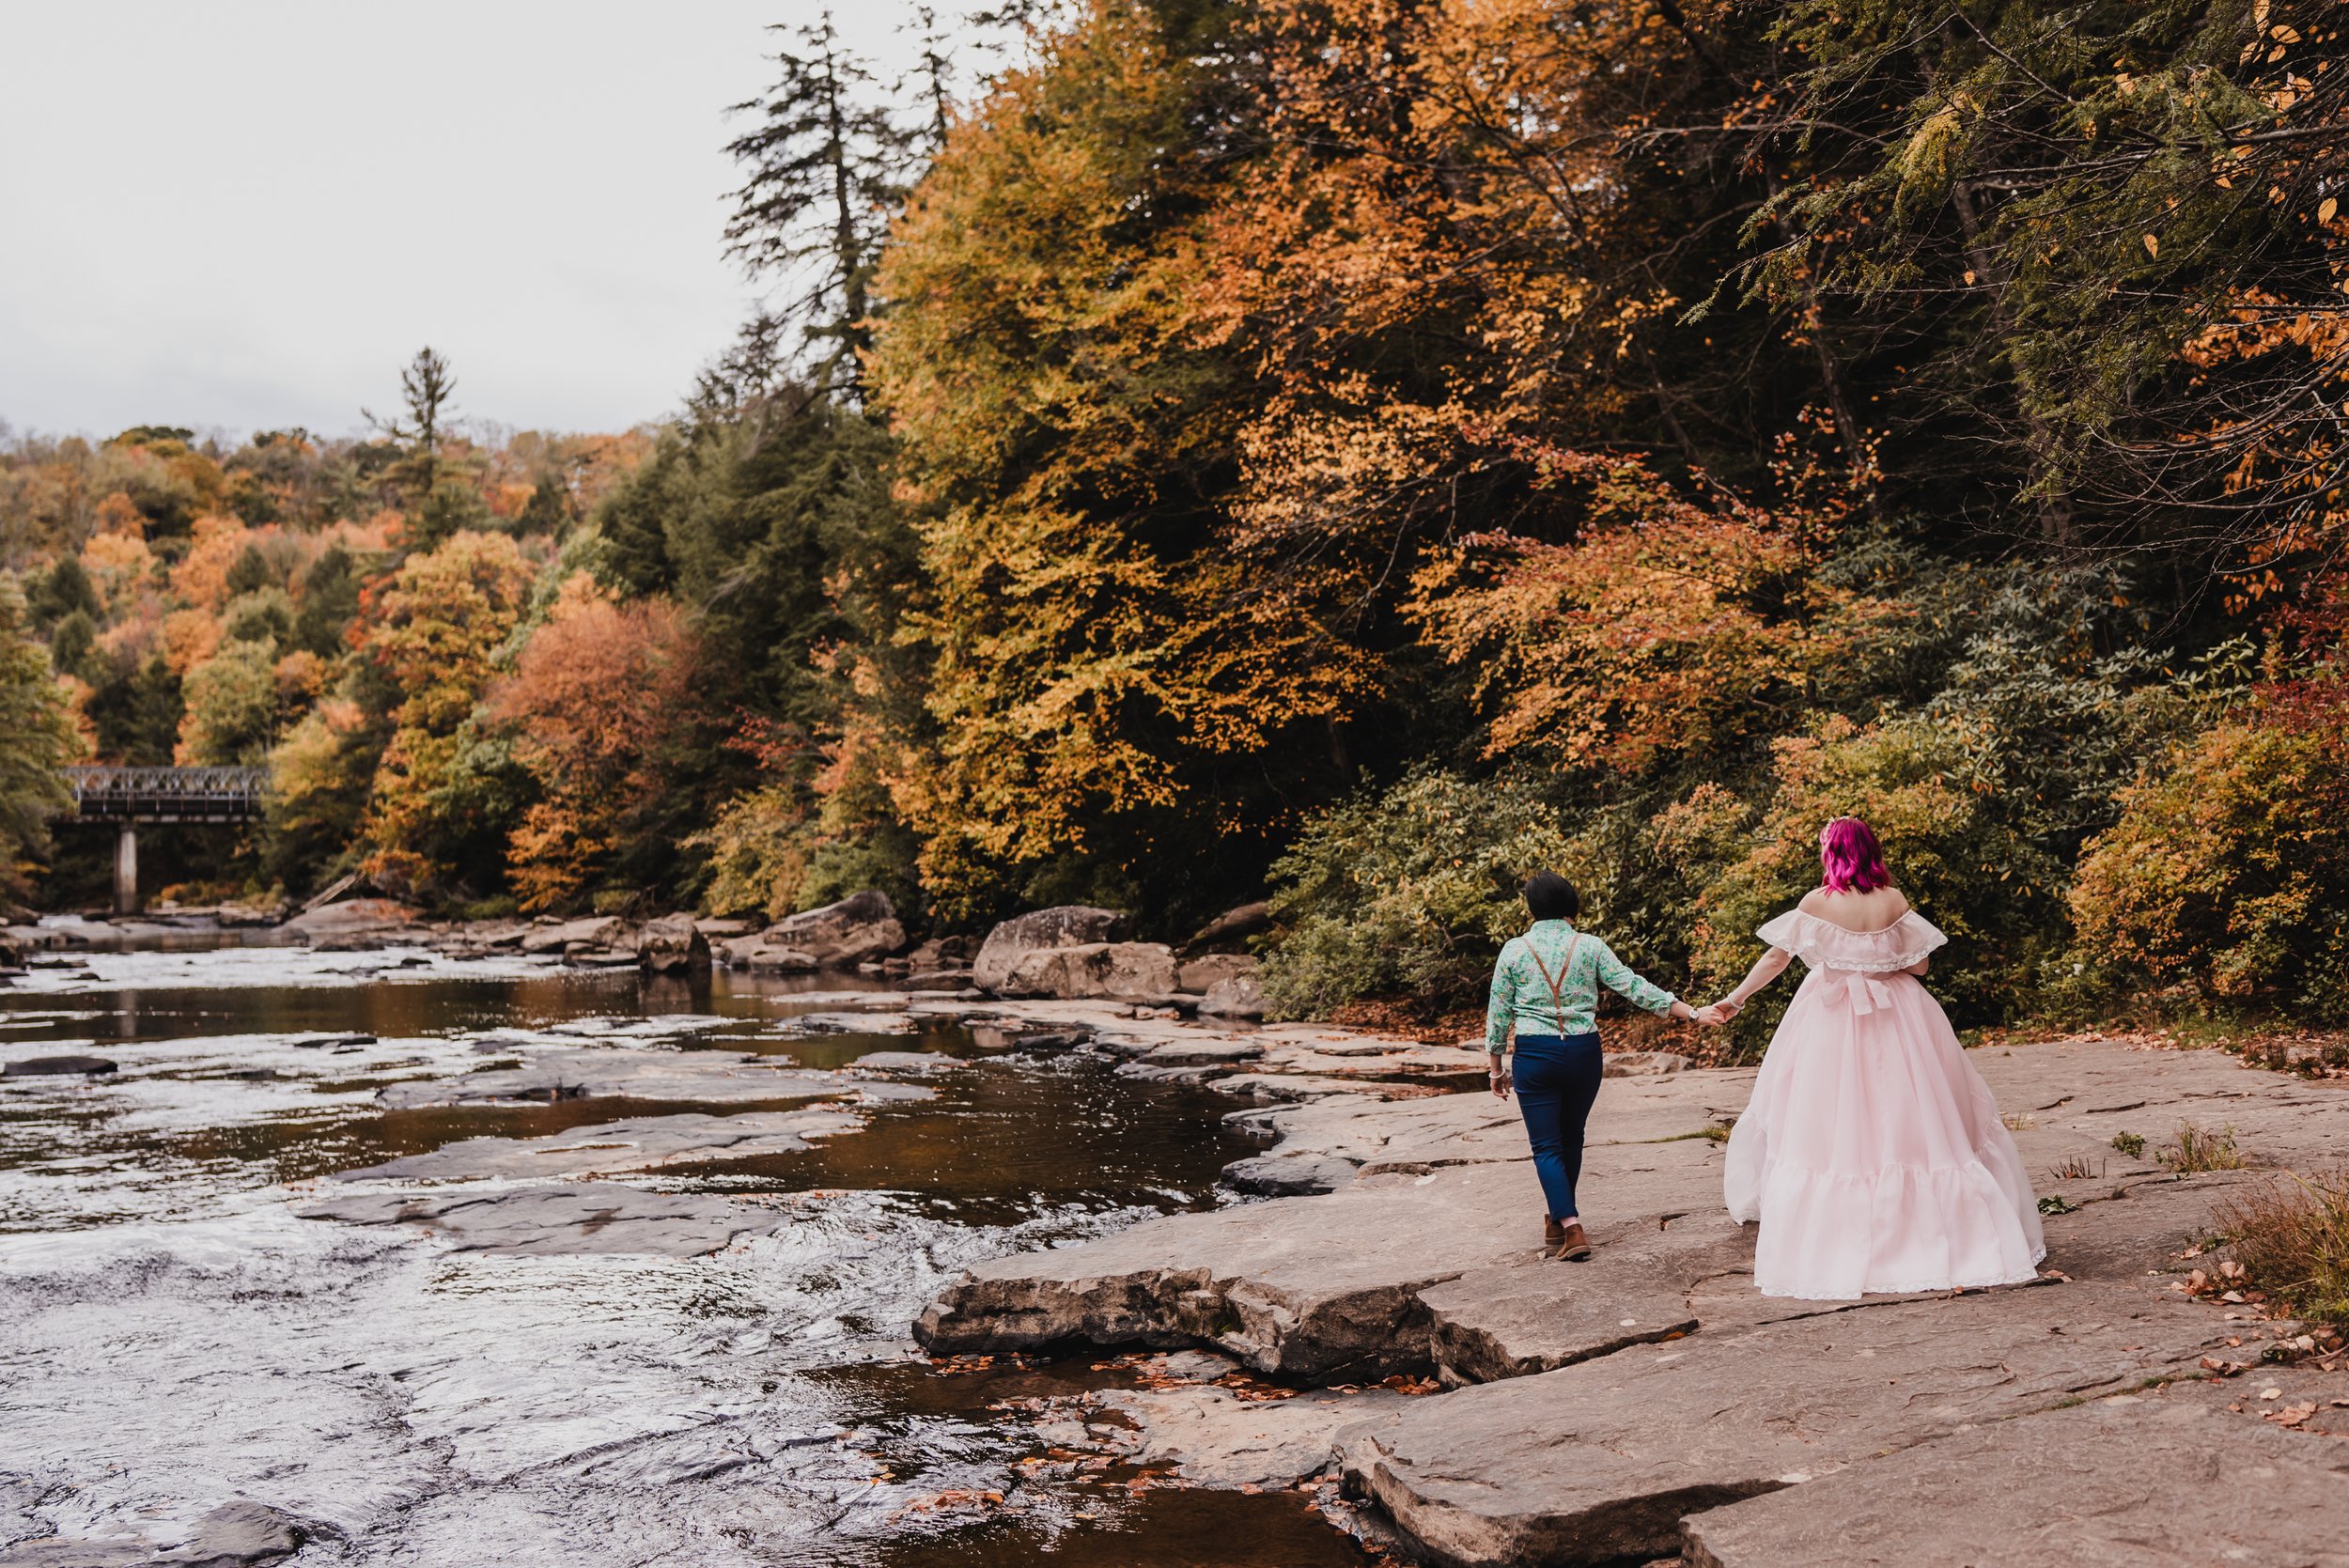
<box><xmin>1</xmin><ymin>0</ymin><xmax>2343</xmax><ymax>1042</ymax></box>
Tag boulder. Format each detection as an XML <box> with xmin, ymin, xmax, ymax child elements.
<box><xmin>719</xmin><ymin>939</ymin><xmax>819</xmax><ymax>971</ymax></box>
<box><xmin>518</xmin><ymin>915</ymin><xmax>631</xmax><ymax>955</ymax></box>
<box><xmin>907</xmin><ymin>934</ymin><xmax>976</xmax><ymax>969</ymax></box>
<box><xmin>972</xmin><ymin>905</ymin><xmax>1129</xmax><ymax>992</ymax></box>
<box><xmin>636</xmin><ymin>913</ymin><xmax>710</xmax><ymax>974</ymax></box>
<box><xmin>154</xmin><ymin>1499</ymin><xmax>308</xmax><ymax>1567</ymax></box>
<box><xmin>997</xmin><ymin>940</ymin><xmax>1177</xmax><ymax>1000</ymax></box>
<box><xmin>282</xmin><ymin>897</ymin><xmax>426</xmax><ymax>942</ymax></box>
<box><xmin>756</xmin><ymin>890</ymin><xmax>905</xmax><ymax>967</ymax></box>
<box><xmin>1200</xmin><ymin>972</ymin><xmax>1266</xmax><ymax>1019</ymax></box>
<box><xmin>1176</xmin><ymin>952</ymin><xmax>1258</xmax><ymax>993</ymax></box>
<box><xmin>4</xmin><ymin>1054</ymin><xmax>118</xmax><ymax>1077</ymax></box>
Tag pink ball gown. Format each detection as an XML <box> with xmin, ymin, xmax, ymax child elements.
<box><xmin>1723</xmin><ymin>908</ymin><xmax>2046</xmax><ymax>1299</ymax></box>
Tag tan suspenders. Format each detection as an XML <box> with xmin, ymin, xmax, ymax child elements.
<box><xmin>1524</xmin><ymin>933</ymin><xmax>1584</xmax><ymax>1038</ymax></box>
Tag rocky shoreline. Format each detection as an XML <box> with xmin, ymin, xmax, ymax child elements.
<box><xmin>13</xmin><ymin>895</ymin><xmax>2349</xmax><ymax>1563</ymax></box>
<box><xmin>904</xmin><ymin>1017</ymin><xmax>2349</xmax><ymax>1565</ymax></box>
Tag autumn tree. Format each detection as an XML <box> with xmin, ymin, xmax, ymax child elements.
<box><xmin>0</xmin><ymin>574</ymin><xmax>78</xmax><ymax>899</ymax></box>
<box><xmin>352</xmin><ymin>529</ymin><xmax>537</xmax><ymax>893</ymax></box>
<box><xmin>489</xmin><ymin>576</ymin><xmax>711</xmax><ymax>909</ymax></box>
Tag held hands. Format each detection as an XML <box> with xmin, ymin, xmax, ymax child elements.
<box><xmin>1690</xmin><ymin>999</ymin><xmax>1742</xmax><ymax>1028</ymax></box>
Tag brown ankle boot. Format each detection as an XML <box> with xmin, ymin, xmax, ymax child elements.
<box><xmin>1542</xmin><ymin>1216</ymin><xmax>1565</xmax><ymax>1257</ymax></box>
<box><xmin>1554</xmin><ymin>1219</ymin><xmax>1592</xmax><ymax>1261</ymax></box>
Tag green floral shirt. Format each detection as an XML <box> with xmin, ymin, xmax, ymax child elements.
<box><xmin>1484</xmin><ymin>920</ymin><xmax>1677</xmax><ymax>1054</ymax></box>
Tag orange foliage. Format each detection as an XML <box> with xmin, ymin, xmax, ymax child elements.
<box><xmin>161</xmin><ymin>607</ymin><xmax>222</xmax><ymax>676</ymax></box>
<box><xmin>489</xmin><ymin>574</ymin><xmax>706</xmax><ymax>909</ymax></box>
<box><xmin>170</xmin><ymin>515</ymin><xmax>254</xmax><ymax>610</ymax></box>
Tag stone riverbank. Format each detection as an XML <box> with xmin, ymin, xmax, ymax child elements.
<box><xmin>903</xmin><ymin>1003</ymin><xmax>2349</xmax><ymax>1567</ymax></box>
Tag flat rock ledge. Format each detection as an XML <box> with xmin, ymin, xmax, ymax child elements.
<box><xmin>297</xmin><ymin>1184</ymin><xmax>774</xmax><ymax>1257</ymax></box>
<box><xmin>915</xmin><ymin>1037</ymin><xmax>2349</xmax><ymax>1566</ymax></box>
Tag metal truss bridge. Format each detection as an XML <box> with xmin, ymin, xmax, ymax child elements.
<box><xmin>61</xmin><ymin>766</ymin><xmax>270</xmax><ymax>911</ymax></box>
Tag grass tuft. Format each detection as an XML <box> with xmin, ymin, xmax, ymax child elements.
<box><xmin>2111</xmin><ymin>1131</ymin><xmax>2147</xmax><ymax>1159</ymax></box>
<box><xmin>2163</xmin><ymin>1122</ymin><xmax>2245</xmax><ymax>1173</ymax></box>
<box><xmin>2218</xmin><ymin>1166</ymin><xmax>2349</xmax><ymax>1326</ymax></box>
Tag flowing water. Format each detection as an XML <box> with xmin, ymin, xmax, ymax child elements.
<box><xmin>0</xmin><ymin>947</ymin><xmax>1375</xmax><ymax>1566</ymax></box>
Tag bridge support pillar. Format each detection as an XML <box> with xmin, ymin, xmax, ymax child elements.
<box><xmin>115</xmin><ymin>825</ymin><xmax>139</xmax><ymax>915</ymax></box>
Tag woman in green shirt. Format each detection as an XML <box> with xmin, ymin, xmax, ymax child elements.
<box><xmin>1487</xmin><ymin>872</ymin><xmax>1700</xmax><ymax>1259</ymax></box>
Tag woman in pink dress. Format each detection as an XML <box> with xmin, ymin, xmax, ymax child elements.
<box><xmin>1701</xmin><ymin>817</ymin><xmax>2045</xmax><ymax>1300</ymax></box>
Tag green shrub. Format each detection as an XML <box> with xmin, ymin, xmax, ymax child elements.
<box><xmin>1259</xmin><ymin>768</ymin><xmax>1579</xmax><ymax>1019</ymax></box>
<box><xmin>2071</xmin><ymin>703</ymin><xmax>2349</xmax><ymax>1020</ymax></box>
<box><xmin>1686</xmin><ymin>713</ymin><xmax>2068</xmax><ymax>1050</ymax></box>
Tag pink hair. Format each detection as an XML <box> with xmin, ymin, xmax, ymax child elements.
<box><xmin>1819</xmin><ymin>816</ymin><xmax>1891</xmax><ymax>893</ymax></box>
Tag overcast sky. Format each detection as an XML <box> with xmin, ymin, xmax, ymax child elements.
<box><xmin>0</xmin><ymin>2</ymin><xmax>981</xmax><ymax>443</ymax></box>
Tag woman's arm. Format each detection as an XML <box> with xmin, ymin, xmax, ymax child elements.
<box><xmin>1905</xmin><ymin>954</ymin><xmax>1930</xmax><ymax>976</ymax></box>
<box><xmin>1485</xmin><ymin>943</ymin><xmax>1519</xmax><ymax>1095</ymax></box>
<box><xmin>1595</xmin><ymin>943</ymin><xmax>1699</xmax><ymax>1022</ymax></box>
<box><xmin>1708</xmin><ymin>947</ymin><xmax>1794</xmax><ymax>1018</ymax></box>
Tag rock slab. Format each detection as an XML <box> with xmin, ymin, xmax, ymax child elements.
<box><xmin>1339</xmin><ymin>1282</ymin><xmax>2226</xmax><ymax>1568</ymax></box>
<box><xmin>1680</xmin><ymin>1397</ymin><xmax>2349</xmax><ymax>1568</ymax></box>
<box><xmin>298</xmin><ymin>1185</ymin><xmax>771</xmax><ymax>1257</ymax></box>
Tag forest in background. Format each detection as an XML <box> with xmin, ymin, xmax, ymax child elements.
<box><xmin>2</xmin><ymin>0</ymin><xmax>2345</xmax><ymax>1051</ymax></box>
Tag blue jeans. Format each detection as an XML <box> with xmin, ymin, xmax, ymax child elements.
<box><xmin>1513</xmin><ymin>1032</ymin><xmax>1603</xmax><ymax>1221</ymax></box>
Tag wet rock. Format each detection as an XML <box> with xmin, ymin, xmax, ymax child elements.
<box><xmin>1099</xmin><ymin>1379</ymin><xmax>1409</xmax><ymax>1489</ymax></box>
<box><xmin>852</xmin><ymin>1050</ymin><xmax>964</xmax><ymax>1073</ymax></box>
<box><xmin>1009</xmin><ymin>1029</ymin><xmax>1091</xmax><ymax>1054</ymax></box>
<box><xmin>328</xmin><ymin>1109</ymin><xmax>863</xmax><ymax>1181</ymax></box>
<box><xmin>1340</xmin><ymin>1282</ymin><xmax>2230</xmax><ymax>1568</ymax></box>
<box><xmin>3</xmin><ymin>1054</ymin><xmax>117</xmax><ymax>1077</ymax></box>
<box><xmin>998</xmin><ymin>940</ymin><xmax>1177</xmax><ymax>1001</ymax></box>
<box><xmin>155</xmin><ymin>1499</ymin><xmax>310</xmax><ymax>1566</ymax></box>
<box><xmin>1175</xmin><ymin>953</ymin><xmax>1257</xmax><ymax>994</ymax></box>
<box><xmin>297</xmin><ymin>1184</ymin><xmax>775</xmax><ymax>1256</ymax></box>
<box><xmin>756</xmin><ymin>890</ymin><xmax>906</xmax><ymax>968</ymax></box>
<box><xmin>693</xmin><ymin>916</ymin><xmax>757</xmax><ymax>939</ymax></box>
<box><xmin>292</xmin><ymin>1034</ymin><xmax>377</xmax><ymax>1050</ymax></box>
<box><xmin>283</xmin><ymin>897</ymin><xmax>428</xmax><ymax>943</ymax></box>
<box><xmin>905</xmin><ymin>968</ymin><xmax>976</xmax><ymax>987</ymax></box>
<box><xmin>0</xmin><ymin>1541</ymin><xmax>149</xmax><ymax>1566</ymax></box>
<box><xmin>786</xmin><ymin>1010</ymin><xmax>918</xmax><ymax>1034</ymax></box>
<box><xmin>1679</xmin><ymin>1396</ymin><xmax>2349</xmax><ymax>1568</ymax></box>
<box><xmin>1143</xmin><ymin>1038</ymin><xmax>1264</xmax><ymax>1070</ymax></box>
<box><xmin>719</xmin><ymin>939</ymin><xmax>820</xmax><ymax>970</ymax></box>
<box><xmin>520</xmin><ymin>915</ymin><xmax>633</xmax><ymax>955</ymax></box>
<box><xmin>374</xmin><ymin>1048</ymin><xmax>863</xmax><ymax>1109</ymax></box>
<box><xmin>917</xmin><ymin>1160</ymin><xmax>1556</xmax><ymax>1378</ymax></box>
<box><xmin>1199</xmin><ymin>972</ymin><xmax>1266</xmax><ymax>1019</ymax></box>
<box><xmin>972</xmin><ymin>905</ymin><xmax>1128</xmax><ymax>992</ymax></box>
<box><xmin>635</xmin><ymin>913</ymin><xmax>711</xmax><ymax>974</ymax></box>
<box><xmin>1220</xmin><ymin>1153</ymin><xmax>1361</xmax><ymax>1196</ymax></box>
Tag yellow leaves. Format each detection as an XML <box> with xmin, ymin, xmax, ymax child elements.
<box><xmin>2143</xmin><ymin>233</ymin><xmax>2160</xmax><ymax>258</ymax></box>
<box><xmin>2322</xmin><ymin>196</ymin><xmax>2340</xmax><ymax>225</ymax></box>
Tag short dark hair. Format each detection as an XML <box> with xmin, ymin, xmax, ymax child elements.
<box><xmin>1522</xmin><ymin>871</ymin><xmax>1580</xmax><ymax>921</ymax></box>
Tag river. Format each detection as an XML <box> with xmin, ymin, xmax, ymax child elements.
<box><xmin>0</xmin><ymin>946</ymin><xmax>1376</xmax><ymax>1566</ymax></box>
